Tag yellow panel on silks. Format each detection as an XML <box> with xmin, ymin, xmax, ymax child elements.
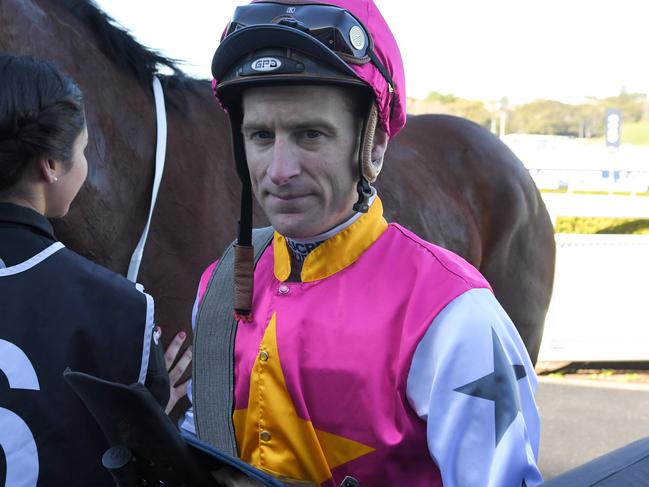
<box><xmin>233</xmin><ymin>313</ymin><xmax>375</xmax><ymax>485</ymax></box>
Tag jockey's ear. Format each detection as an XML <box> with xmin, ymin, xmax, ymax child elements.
<box><xmin>371</xmin><ymin>127</ymin><xmax>389</xmax><ymax>165</ymax></box>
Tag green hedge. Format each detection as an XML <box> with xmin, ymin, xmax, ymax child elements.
<box><xmin>556</xmin><ymin>217</ymin><xmax>649</xmax><ymax>234</ymax></box>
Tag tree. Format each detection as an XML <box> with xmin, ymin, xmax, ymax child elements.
<box><xmin>600</xmin><ymin>91</ymin><xmax>647</xmax><ymax>123</ymax></box>
<box><xmin>508</xmin><ymin>100</ymin><xmax>581</xmax><ymax>136</ymax></box>
<box><xmin>407</xmin><ymin>92</ymin><xmax>491</xmax><ymax>128</ymax></box>
<box><xmin>406</xmin><ymin>90</ymin><xmax>649</xmax><ymax>137</ymax></box>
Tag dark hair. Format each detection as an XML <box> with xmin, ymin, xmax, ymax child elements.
<box><xmin>0</xmin><ymin>54</ymin><xmax>86</xmax><ymax>192</ymax></box>
<box><xmin>341</xmin><ymin>85</ymin><xmax>373</xmax><ymax>123</ymax></box>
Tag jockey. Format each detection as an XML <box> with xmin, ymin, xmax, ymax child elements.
<box><xmin>183</xmin><ymin>1</ymin><xmax>543</xmax><ymax>485</ymax></box>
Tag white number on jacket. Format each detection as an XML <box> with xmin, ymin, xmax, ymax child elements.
<box><xmin>0</xmin><ymin>339</ymin><xmax>40</xmax><ymax>487</ymax></box>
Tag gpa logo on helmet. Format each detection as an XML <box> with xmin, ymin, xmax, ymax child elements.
<box><xmin>251</xmin><ymin>57</ymin><xmax>282</xmax><ymax>72</ymax></box>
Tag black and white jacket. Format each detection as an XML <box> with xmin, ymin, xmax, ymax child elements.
<box><xmin>0</xmin><ymin>203</ymin><xmax>168</xmax><ymax>486</ymax></box>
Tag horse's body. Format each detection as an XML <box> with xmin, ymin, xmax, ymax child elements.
<box><xmin>0</xmin><ymin>0</ymin><xmax>554</xmax><ymax>362</ymax></box>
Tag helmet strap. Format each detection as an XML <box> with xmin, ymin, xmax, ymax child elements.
<box><xmin>353</xmin><ymin>103</ymin><xmax>380</xmax><ymax>213</ymax></box>
<box><xmin>352</xmin><ymin>176</ymin><xmax>373</xmax><ymax>213</ymax></box>
<box><xmin>360</xmin><ymin>103</ymin><xmax>382</xmax><ymax>183</ymax></box>
<box><xmin>228</xmin><ymin>106</ymin><xmax>255</xmax><ymax>317</ymax></box>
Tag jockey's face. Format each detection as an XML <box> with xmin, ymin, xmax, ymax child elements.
<box><xmin>242</xmin><ymin>85</ymin><xmax>361</xmax><ymax>239</ymax></box>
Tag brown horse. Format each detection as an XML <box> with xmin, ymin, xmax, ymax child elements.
<box><xmin>0</xmin><ymin>0</ymin><xmax>555</xmax><ymax>362</ymax></box>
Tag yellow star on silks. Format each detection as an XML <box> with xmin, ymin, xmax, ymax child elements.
<box><xmin>233</xmin><ymin>313</ymin><xmax>374</xmax><ymax>485</ymax></box>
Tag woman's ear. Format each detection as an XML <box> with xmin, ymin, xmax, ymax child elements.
<box><xmin>37</xmin><ymin>158</ymin><xmax>58</xmax><ymax>183</ymax></box>
<box><xmin>371</xmin><ymin>126</ymin><xmax>389</xmax><ymax>163</ymax></box>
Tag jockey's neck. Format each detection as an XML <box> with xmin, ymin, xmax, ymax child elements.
<box><xmin>288</xmin><ymin>251</ymin><xmax>303</xmax><ymax>282</ymax></box>
<box><xmin>284</xmin><ymin>189</ymin><xmax>376</xmax><ymax>282</ymax></box>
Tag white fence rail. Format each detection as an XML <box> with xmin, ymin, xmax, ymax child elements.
<box><xmin>538</xmin><ymin>234</ymin><xmax>649</xmax><ymax>362</ymax></box>
<box><xmin>502</xmin><ymin>135</ymin><xmax>649</xmax><ymax>361</ymax></box>
<box><xmin>503</xmin><ymin>133</ymin><xmax>649</xmax><ymax>193</ymax></box>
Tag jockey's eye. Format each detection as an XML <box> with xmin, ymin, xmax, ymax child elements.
<box><xmin>251</xmin><ymin>130</ymin><xmax>273</xmax><ymax>141</ymax></box>
<box><xmin>303</xmin><ymin>130</ymin><xmax>322</xmax><ymax>139</ymax></box>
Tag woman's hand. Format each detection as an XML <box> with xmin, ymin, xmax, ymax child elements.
<box><xmin>162</xmin><ymin>329</ymin><xmax>192</xmax><ymax>415</ymax></box>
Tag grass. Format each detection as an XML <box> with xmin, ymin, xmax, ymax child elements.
<box><xmin>555</xmin><ymin>217</ymin><xmax>649</xmax><ymax>234</ymax></box>
<box><xmin>577</xmin><ymin>121</ymin><xmax>649</xmax><ymax>146</ymax></box>
<box><xmin>623</xmin><ymin>121</ymin><xmax>649</xmax><ymax>146</ymax></box>
<box><xmin>539</xmin><ymin>365</ymin><xmax>649</xmax><ymax>384</ymax></box>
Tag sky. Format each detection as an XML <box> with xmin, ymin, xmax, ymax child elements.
<box><xmin>97</xmin><ymin>1</ymin><xmax>649</xmax><ymax>104</ymax></box>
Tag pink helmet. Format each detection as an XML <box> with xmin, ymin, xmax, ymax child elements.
<box><xmin>210</xmin><ymin>0</ymin><xmax>406</xmax><ymax>316</ymax></box>
<box><xmin>212</xmin><ymin>0</ymin><xmax>406</xmax><ymax>140</ymax></box>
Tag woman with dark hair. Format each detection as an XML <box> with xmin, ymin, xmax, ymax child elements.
<box><xmin>0</xmin><ymin>54</ymin><xmax>173</xmax><ymax>486</ymax></box>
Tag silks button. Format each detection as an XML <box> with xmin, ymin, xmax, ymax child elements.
<box><xmin>259</xmin><ymin>350</ymin><xmax>269</xmax><ymax>362</ymax></box>
<box><xmin>260</xmin><ymin>431</ymin><xmax>271</xmax><ymax>442</ymax></box>
<box><xmin>278</xmin><ymin>284</ymin><xmax>289</xmax><ymax>295</ymax></box>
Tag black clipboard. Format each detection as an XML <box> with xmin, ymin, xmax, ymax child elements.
<box><xmin>63</xmin><ymin>369</ymin><xmax>285</xmax><ymax>487</ymax></box>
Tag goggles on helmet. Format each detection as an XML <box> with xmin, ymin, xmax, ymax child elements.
<box><xmin>225</xmin><ymin>2</ymin><xmax>373</xmax><ymax>62</ymax></box>
<box><xmin>212</xmin><ymin>2</ymin><xmax>395</xmax><ymax>111</ymax></box>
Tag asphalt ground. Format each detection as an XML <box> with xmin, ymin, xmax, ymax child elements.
<box><xmin>536</xmin><ymin>378</ymin><xmax>649</xmax><ymax>480</ymax></box>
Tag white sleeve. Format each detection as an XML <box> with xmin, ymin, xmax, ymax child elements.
<box><xmin>406</xmin><ymin>288</ymin><xmax>543</xmax><ymax>487</ymax></box>
<box><xmin>179</xmin><ymin>290</ymin><xmax>200</xmax><ymax>435</ymax></box>
<box><xmin>134</xmin><ymin>283</ymin><xmax>155</xmax><ymax>385</ymax></box>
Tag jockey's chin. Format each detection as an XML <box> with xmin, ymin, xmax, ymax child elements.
<box><xmin>264</xmin><ymin>198</ymin><xmax>356</xmax><ymax>240</ymax></box>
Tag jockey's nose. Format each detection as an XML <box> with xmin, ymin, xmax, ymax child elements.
<box><xmin>267</xmin><ymin>136</ymin><xmax>300</xmax><ymax>186</ymax></box>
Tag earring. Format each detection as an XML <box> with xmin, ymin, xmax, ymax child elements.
<box><xmin>53</xmin><ymin>176</ymin><xmax>58</xmax><ymax>182</ymax></box>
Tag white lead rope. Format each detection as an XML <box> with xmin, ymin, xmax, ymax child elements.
<box><xmin>127</xmin><ymin>76</ymin><xmax>167</xmax><ymax>282</ymax></box>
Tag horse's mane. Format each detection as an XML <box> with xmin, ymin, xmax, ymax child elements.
<box><xmin>59</xmin><ymin>0</ymin><xmax>203</xmax><ymax>94</ymax></box>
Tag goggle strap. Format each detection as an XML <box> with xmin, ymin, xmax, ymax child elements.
<box><xmin>367</xmin><ymin>48</ymin><xmax>396</xmax><ymax>119</ymax></box>
<box><xmin>338</xmin><ymin>52</ymin><xmax>372</xmax><ymax>65</ymax></box>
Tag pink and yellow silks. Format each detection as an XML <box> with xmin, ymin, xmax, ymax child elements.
<box><xmin>195</xmin><ymin>197</ymin><xmax>491</xmax><ymax>486</ymax></box>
